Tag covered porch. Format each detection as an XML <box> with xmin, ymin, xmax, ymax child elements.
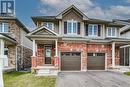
<box><xmin>26</xmin><ymin>26</ymin><xmax>60</xmax><ymax>73</ymax></box>
<box><xmin>31</xmin><ymin>39</ymin><xmax>59</xmax><ymax>69</ymax></box>
<box><xmin>0</xmin><ymin>34</ymin><xmax>17</xmax><ymax>70</ymax></box>
<box><xmin>111</xmin><ymin>39</ymin><xmax>130</xmax><ymax>69</ymax></box>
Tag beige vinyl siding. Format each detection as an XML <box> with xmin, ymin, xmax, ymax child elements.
<box><xmin>121</xmin><ymin>31</ymin><xmax>130</xmax><ymax>39</ymax></box>
<box><xmin>20</xmin><ymin>29</ymin><xmax>32</xmax><ymax>49</ymax></box>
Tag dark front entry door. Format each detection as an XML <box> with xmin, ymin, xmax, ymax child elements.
<box><xmin>120</xmin><ymin>47</ymin><xmax>130</xmax><ymax>66</ymax></box>
<box><xmin>45</xmin><ymin>46</ymin><xmax>52</xmax><ymax>64</ymax></box>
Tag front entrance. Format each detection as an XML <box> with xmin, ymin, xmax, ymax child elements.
<box><xmin>87</xmin><ymin>53</ymin><xmax>105</xmax><ymax>70</ymax></box>
<box><xmin>61</xmin><ymin>52</ymin><xmax>81</xmax><ymax>71</ymax></box>
<box><xmin>45</xmin><ymin>45</ymin><xmax>52</xmax><ymax>64</ymax></box>
<box><xmin>120</xmin><ymin>47</ymin><xmax>130</xmax><ymax>66</ymax></box>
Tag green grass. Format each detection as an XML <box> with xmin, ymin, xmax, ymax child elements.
<box><xmin>3</xmin><ymin>71</ymin><xmax>56</xmax><ymax>87</ymax></box>
<box><xmin>124</xmin><ymin>72</ymin><xmax>130</xmax><ymax>76</ymax></box>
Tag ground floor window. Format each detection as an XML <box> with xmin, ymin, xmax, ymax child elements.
<box><xmin>120</xmin><ymin>47</ymin><xmax>130</xmax><ymax>66</ymax></box>
<box><xmin>4</xmin><ymin>47</ymin><xmax>8</xmax><ymax>55</ymax></box>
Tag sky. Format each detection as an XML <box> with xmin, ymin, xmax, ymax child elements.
<box><xmin>16</xmin><ymin>0</ymin><xmax>130</xmax><ymax>30</ymax></box>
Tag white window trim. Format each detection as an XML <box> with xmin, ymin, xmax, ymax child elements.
<box><xmin>88</xmin><ymin>24</ymin><xmax>98</xmax><ymax>37</ymax></box>
<box><xmin>67</xmin><ymin>19</ymin><xmax>78</xmax><ymax>35</ymax></box>
<box><xmin>0</xmin><ymin>23</ymin><xmax>9</xmax><ymax>33</ymax></box>
<box><xmin>43</xmin><ymin>22</ymin><xmax>54</xmax><ymax>30</ymax></box>
<box><xmin>106</xmin><ymin>27</ymin><xmax>117</xmax><ymax>37</ymax></box>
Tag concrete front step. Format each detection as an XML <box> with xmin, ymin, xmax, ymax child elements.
<box><xmin>108</xmin><ymin>66</ymin><xmax>130</xmax><ymax>73</ymax></box>
<box><xmin>37</xmin><ymin>66</ymin><xmax>56</xmax><ymax>69</ymax></box>
<box><xmin>36</xmin><ymin>66</ymin><xmax>59</xmax><ymax>76</ymax></box>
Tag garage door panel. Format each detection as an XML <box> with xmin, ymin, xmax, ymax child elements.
<box><xmin>87</xmin><ymin>53</ymin><xmax>105</xmax><ymax>70</ymax></box>
<box><xmin>61</xmin><ymin>52</ymin><xmax>81</xmax><ymax>71</ymax></box>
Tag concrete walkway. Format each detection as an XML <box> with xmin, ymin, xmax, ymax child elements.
<box><xmin>56</xmin><ymin>71</ymin><xmax>130</xmax><ymax>87</ymax></box>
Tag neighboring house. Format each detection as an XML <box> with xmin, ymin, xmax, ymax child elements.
<box><xmin>115</xmin><ymin>19</ymin><xmax>130</xmax><ymax>66</ymax></box>
<box><xmin>27</xmin><ymin>5</ymin><xmax>130</xmax><ymax>75</ymax></box>
<box><xmin>0</xmin><ymin>16</ymin><xmax>32</xmax><ymax>71</ymax></box>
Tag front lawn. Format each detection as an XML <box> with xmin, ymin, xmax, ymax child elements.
<box><xmin>3</xmin><ymin>71</ymin><xmax>56</xmax><ymax>87</ymax></box>
<box><xmin>124</xmin><ymin>72</ymin><xmax>130</xmax><ymax>76</ymax></box>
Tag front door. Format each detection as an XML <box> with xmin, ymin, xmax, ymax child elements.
<box><xmin>45</xmin><ymin>46</ymin><xmax>52</xmax><ymax>64</ymax></box>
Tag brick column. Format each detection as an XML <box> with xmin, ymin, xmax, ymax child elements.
<box><xmin>54</xmin><ymin>56</ymin><xmax>59</xmax><ymax>68</ymax></box>
<box><xmin>31</xmin><ymin>56</ymin><xmax>37</xmax><ymax>68</ymax></box>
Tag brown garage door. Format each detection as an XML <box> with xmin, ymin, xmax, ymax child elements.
<box><xmin>61</xmin><ymin>52</ymin><xmax>81</xmax><ymax>71</ymax></box>
<box><xmin>87</xmin><ymin>53</ymin><xmax>105</xmax><ymax>70</ymax></box>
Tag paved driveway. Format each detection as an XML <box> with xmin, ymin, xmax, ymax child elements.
<box><xmin>56</xmin><ymin>71</ymin><xmax>130</xmax><ymax>87</ymax></box>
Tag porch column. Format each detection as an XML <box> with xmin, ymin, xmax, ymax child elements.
<box><xmin>0</xmin><ymin>39</ymin><xmax>4</xmax><ymax>87</ymax></box>
<box><xmin>0</xmin><ymin>39</ymin><xmax>4</xmax><ymax>55</ymax></box>
<box><xmin>112</xmin><ymin>42</ymin><xmax>115</xmax><ymax>67</ymax></box>
<box><xmin>59</xmin><ymin>21</ymin><xmax>62</xmax><ymax>35</ymax></box>
<box><xmin>32</xmin><ymin>39</ymin><xmax>36</xmax><ymax>56</ymax></box>
<box><xmin>55</xmin><ymin>39</ymin><xmax>58</xmax><ymax>57</ymax></box>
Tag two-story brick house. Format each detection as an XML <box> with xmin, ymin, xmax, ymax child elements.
<box><xmin>0</xmin><ymin>16</ymin><xmax>32</xmax><ymax>71</ymax></box>
<box><xmin>27</xmin><ymin>5</ymin><xmax>130</xmax><ymax>75</ymax></box>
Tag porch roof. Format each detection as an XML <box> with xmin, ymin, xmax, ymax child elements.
<box><xmin>89</xmin><ymin>38</ymin><xmax>130</xmax><ymax>44</ymax></box>
<box><xmin>0</xmin><ymin>33</ymin><xmax>17</xmax><ymax>44</ymax></box>
<box><xmin>27</xmin><ymin>26</ymin><xmax>60</xmax><ymax>40</ymax></box>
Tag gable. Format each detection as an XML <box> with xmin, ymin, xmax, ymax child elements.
<box><xmin>33</xmin><ymin>28</ymin><xmax>56</xmax><ymax>36</ymax></box>
<box><xmin>56</xmin><ymin>5</ymin><xmax>89</xmax><ymax>20</ymax></box>
<box><xmin>27</xmin><ymin>26</ymin><xmax>59</xmax><ymax>37</ymax></box>
<box><xmin>62</xmin><ymin>9</ymin><xmax>82</xmax><ymax>21</ymax></box>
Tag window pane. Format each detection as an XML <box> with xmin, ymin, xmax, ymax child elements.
<box><xmin>94</xmin><ymin>25</ymin><xmax>98</xmax><ymax>35</ymax></box>
<box><xmin>48</xmin><ymin>23</ymin><xmax>53</xmax><ymax>30</ymax></box>
<box><xmin>68</xmin><ymin>22</ymin><xmax>72</xmax><ymax>33</ymax></box>
<box><xmin>73</xmin><ymin>22</ymin><xmax>76</xmax><ymax>33</ymax></box>
<box><xmin>108</xmin><ymin>28</ymin><xmax>111</xmax><ymax>36</ymax></box>
<box><xmin>112</xmin><ymin>28</ymin><xmax>116</xmax><ymax>36</ymax></box>
<box><xmin>43</xmin><ymin>22</ymin><xmax>47</xmax><ymax>27</ymax></box>
<box><xmin>4</xmin><ymin>48</ymin><xmax>8</xmax><ymax>55</ymax></box>
<box><xmin>43</xmin><ymin>22</ymin><xmax>53</xmax><ymax>30</ymax></box>
<box><xmin>3</xmin><ymin>23</ymin><xmax>9</xmax><ymax>32</ymax></box>
<box><xmin>88</xmin><ymin>25</ymin><xmax>92</xmax><ymax>35</ymax></box>
<box><xmin>0</xmin><ymin>23</ymin><xmax>2</xmax><ymax>32</ymax></box>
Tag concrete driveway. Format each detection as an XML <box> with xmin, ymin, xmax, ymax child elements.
<box><xmin>56</xmin><ymin>71</ymin><xmax>130</xmax><ymax>87</ymax></box>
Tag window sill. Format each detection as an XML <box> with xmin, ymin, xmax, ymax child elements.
<box><xmin>0</xmin><ymin>32</ymin><xmax>10</xmax><ymax>34</ymax></box>
<box><xmin>106</xmin><ymin>36</ymin><xmax>117</xmax><ymax>38</ymax></box>
<box><xmin>67</xmin><ymin>34</ymin><xmax>78</xmax><ymax>35</ymax></box>
<box><xmin>88</xmin><ymin>35</ymin><xmax>99</xmax><ymax>37</ymax></box>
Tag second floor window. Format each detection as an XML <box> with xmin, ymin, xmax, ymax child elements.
<box><xmin>43</xmin><ymin>22</ymin><xmax>54</xmax><ymax>30</ymax></box>
<box><xmin>0</xmin><ymin>23</ymin><xmax>9</xmax><ymax>33</ymax></box>
<box><xmin>107</xmin><ymin>27</ymin><xmax>117</xmax><ymax>37</ymax></box>
<box><xmin>88</xmin><ymin>24</ymin><xmax>98</xmax><ymax>36</ymax></box>
<box><xmin>67</xmin><ymin>20</ymin><xmax>77</xmax><ymax>34</ymax></box>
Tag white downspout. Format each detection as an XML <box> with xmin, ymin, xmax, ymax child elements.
<box><xmin>15</xmin><ymin>45</ymin><xmax>18</xmax><ymax>71</ymax></box>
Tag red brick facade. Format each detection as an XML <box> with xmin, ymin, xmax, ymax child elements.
<box><xmin>32</xmin><ymin>42</ymin><xmax>120</xmax><ymax>71</ymax></box>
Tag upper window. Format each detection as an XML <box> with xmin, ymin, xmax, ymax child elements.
<box><xmin>88</xmin><ymin>24</ymin><xmax>98</xmax><ymax>37</ymax></box>
<box><xmin>43</xmin><ymin>22</ymin><xmax>54</xmax><ymax>30</ymax></box>
<box><xmin>107</xmin><ymin>27</ymin><xmax>117</xmax><ymax>37</ymax></box>
<box><xmin>0</xmin><ymin>23</ymin><xmax>9</xmax><ymax>33</ymax></box>
<box><xmin>67</xmin><ymin>20</ymin><xmax>77</xmax><ymax>35</ymax></box>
